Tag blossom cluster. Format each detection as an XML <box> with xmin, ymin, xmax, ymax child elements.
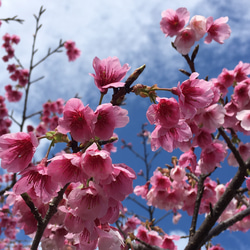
<box><xmin>160</xmin><ymin>7</ymin><xmax>231</xmax><ymax>54</ymax></box>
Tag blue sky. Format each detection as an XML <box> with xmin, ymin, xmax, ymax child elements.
<box><xmin>1</xmin><ymin>0</ymin><xmax>250</xmax><ymax>249</ymax></box>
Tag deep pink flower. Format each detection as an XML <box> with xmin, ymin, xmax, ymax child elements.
<box><xmin>57</xmin><ymin>98</ymin><xmax>96</xmax><ymax>143</ymax></box>
<box><xmin>173</xmin><ymin>27</ymin><xmax>196</xmax><ymax>55</ymax></box>
<box><xmin>94</xmin><ymin>103</ymin><xmax>129</xmax><ymax>140</ymax></box>
<box><xmin>13</xmin><ymin>159</ymin><xmax>60</xmax><ymax>203</ymax></box>
<box><xmin>64</xmin><ymin>40</ymin><xmax>81</xmax><ymax>61</ymax></box>
<box><xmin>205</xmin><ymin>16</ymin><xmax>231</xmax><ymax>44</ymax></box>
<box><xmin>232</xmin><ymin>81</ymin><xmax>250</xmax><ymax>109</ymax></box>
<box><xmin>47</xmin><ymin>152</ymin><xmax>86</xmax><ymax>187</ymax></box>
<box><xmin>0</xmin><ymin>132</ymin><xmax>38</xmax><ymax>173</ymax></box>
<box><xmin>81</xmin><ymin>144</ymin><xmax>113</xmax><ymax>182</ymax></box>
<box><xmin>173</xmin><ymin>72</ymin><xmax>214</xmax><ymax>119</ymax></box>
<box><xmin>102</xmin><ymin>163</ymin><xmax>136</xmax><ymax>201</ymax></box>
<box><xmin>150</xmin><ymin>122</ymin><xmax>192</xmax><ymax>152</ymax></box>
<box><xmin>160</xmin><ymin>8</ymin><xmax>190</xmax><ymax>37</ymax></box>
<box><xmin>161</xmin><ymin>234</ymin><xmax>180</xmax><ymax>250</ymax></box>
<box><xmin>89</xmin><ymin>56</ymin><xmax>130</xmax><ymax>94</ymax></box>
<box><xmin>5</xmin><ymin>84</ymin><xmax>22</xmax><ymax>102</ymax></box>
<box><xmin>199</xmin><ymin>140</ymin><xmax>227</xmax><ymax>174</ymax></box>
<box><xmin>146</xmin><ymin>97</ymin><xmax>180</xmax><ymax>128</ymax></box>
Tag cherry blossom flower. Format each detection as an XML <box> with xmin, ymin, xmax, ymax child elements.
<box><xmin>173</xmin><ymin>72</ymin><xmax>214</xmax><ymax>119</ymax></box>
<box><xmin>190</xmin><ymin>15</ymin><xmax>207</xmax><ymax>40</ymax></box>
<box><xmin>94</xmin><ymin>103</ymin><xmax>129</xmax><ymax>140</ymax></box>
<box><xmin>81</xmin><ymin>144</ymin><xmax>113</xmax><ymax>182</ymax></box>
<box><xmin>13</xmin><ymin>159</ymin><xmax>60</xmax><ymax>203</ymax></box>
<box><xmin>150</xmin><ymin>121</ymin><xmax>192</xmax><ymax>152</ymax></box>
<box><xmin>236</xmin><ymin>109</ymin><xmax>250</xmax><ymax>131</ymax></box>
<box><xmin>67</xmin><ymin>181</ymin><xmax>109</xmax><ymax>221</ymax></box>
<box><xmin>57</xmin><ymin>98</ymin><xmax>96</xmax><ymax>143</ymax></box>
<box><xmin>160</xmin><ymin>7</ymin><xmax>190</xmax><ymax>37</ymax></box>
<box><xmin>47</xmin><ymin>152</ymin><xmax>86</xmax><ymax>187</ymax></box>
<box><xmin>205</xmin><ymin>16</ymin><xmax>231</xmax><ymax>44</ymax></box>
<box><xmin>64</xmin><ymin>40</ymin><xmax>81</xmax><ymax>61</ymax></box>
<box><xmin>102</xmin><ymin>163</ymin><xmax>136</xmax><ymax>201</ymax></box>
<box><xmin>5</xmin><ymin>84</ymin><xmax>22</xmax><ymax>102</ymax></box>
<box><xmin>161</xmin><ymin>234</ymin><xmax>180</xmax><ymax>250</ymax></box>
<box><xmin>89</xmin><ymin>56</ymin><xmax>130</xmax><ymax>94</ymax></box>
<box><xmin>146</xmin><ymin>97</ymin><xmax>180</xmax><ymax>128</ymax></box>
<box><xmin>234</xmin><ymin>61</ymin><xmax>250</xmax><ymax>82</ymax></box>
<box><xmin>173</xmin><ymin>26</ymin><xmax>196</xmax><ymax>55</ymax></box>
<box><xmin>0</xmin><ymin>132</ymin><xmax>38</xmax><ymax>173</ymax></box>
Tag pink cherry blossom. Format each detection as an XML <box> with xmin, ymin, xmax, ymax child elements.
<box><xmin>5</xmin><ymin>84</ymin><xmax>22</xmax><ymax>102</ymax></box>
<box><xmin>102</xmin><ymin>163</ymin><xmax>136</xmax><ymax>201</ymax></box>
<box><xmin>179</xmin><ymin>149</ymin><xmax>197</xmax><ymax>172</ymax></box>
<box><xmin>150</xmin><ymin>121</ymin><xmax>192</xmax><ymax>152</ymax></box>
<box><xmin>57</xmin><ymin>98</ymin><xmax>96</xmax><ymax>143</ymax></box>
<box><xmin>228</xmin><ymin>142</ymin><xmax>250</xmax><ymax>167</ymax></box>
<box><xmin>64</xmin><ymin>40</ymin><xmax>81</xmax><ymax>61</ymax></box>
<box><xmin>94</xmin><ymin>103</ymin><xmax>129</xmax><ymax>140</ymax></box>
<box><xmin>173</xmin><ymin>27</ymin><xmax>196</xmax><ymax>55</ymax></box>
<box><xmin>146</xmin><ymin>97</ymin><xmax>180</xmax><ymax>128</ymax></box>
<box><xmin>173</xmin><ymin>72</ymin><xmax>214</xmax><ymax>119</ymax></box>
<box><xmin>81</xmin><ymin>144</ymin><xmax>113</xmax><ymax>182</ymax></box>
<box><xmin>160</xmin><ymin>8</ymin><xmax>190</xmax><ymax>37</ymax></box>
<box><xmin>234</xmin><ymin>61</ymin><xmax>250</xmax><ymax>82</ymax></box>
<box><xmin>190</xmin><ymin>15</ymin><xmax>207</xmax><ymax>40</ymax></box>
<box><xmin>134</xmin><ymin>181</ymin><xmax>150</xmax><ymax>199</ymax></box>
<box><xmin>236</xmin><ymin>110</ymin><xmax>250</xmax><ymax>131</ymax></box>
<box><xmin>47</xmin><ymin>152</ymin><xmax>86</xmax><ymax>187</ymax></box>
<box><xmin>205</xmin><ymin>16</ymin><xmax>231</xmax><ymax>44</ymax></box>
<box><xmin>121</xmin><ymin>215</ymin><xmax>141</xmax><ymax>234</ymax></box>
<box><xmin>232</xmin><ymin>81</ymin><xmax>250</xmax><ymax>109</ymax></box>
<box><xmin>161</xmin><ymin>234</ymin><xmax>180</xmax><ymax>250</ymax></box>
<box><xmin>13</xmin><ymin>159</ymin><xmax>60</xmax><ymax>203</ymax></box>
<box><xmin>67</xmin><ymin>181</ymin><xmax>109</xmax><ymax>220</ymax></box>
<box><xmin>89</xmin><ymin>56</ymin><xmax>130</xmax><ymax>94</ymax></box>
<box><xmin>199</xmin><ymin>140</ymin><xmax>227</xmax><ymax>174</ymax></box>
<box><xmin>195</xmin><ymin>103</ymin><xmax>226</xmax><ymax>132</ymax></box>
<box><xmin>97</xmin><ymin>227</ymin><xmax>124</xmax><ymax>250</ymax></box>
<box><xmin>0</xmin><ymin>132</ymin><xmax>38</xmax><ymax>173</ymax></box>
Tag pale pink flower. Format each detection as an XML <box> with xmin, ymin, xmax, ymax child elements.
<box><xmin>150</xmin><ymin>121</ymin><xmax>192</xmax><ymax>152</ymax></box>
<box><xmin>89</xmin><ymin>56</ymin><xmax>130</xmax><ymax>94</ymax></box>
<box><xmin>160</xmin><ymin>8</ymin><xmax>190</xmax><ymax>37</ymax></box>
<box><xmin>173</xmin><ymin>27</ymin><xmax>196</xmax><ymax>55</ymax></box>
<box><xmin>136</xmin><ymin>225</ymin><xmax>149</xmax><ymax>244</ymax></box>
<box><xmin>150</xmin><ymin>169</ymin><xmax>171</xmax><ymax>191</ymax></box>
<box><xmin>148</xmin><ymin>230</ymin><xmax>162</xmax><ymax>247</ymax></box>
<box><xmin>47</xmin><ymin>153</ymin><xmax>86</xmax><ymax>187</ymax></box>
<box><xmin>134</xmin><ymin>181</ymin><xmax>150</xmax><ymax>199</ymax></box>
<box><xmin>190</xmin><ymin>15</ymin><xmax>207</xmax><ymax>40</ymax></box>
<box><xmin>173</xmin><ymin>72</ymin><xmax>214</xmax><ymax>119</ymax></box>
<box><xmin>192</xmin><ymin>128</ymin><xmax>213</xmax><ymax>149</ymax></box>
<box><xmin>121</xmin><ymin>216</ymin><xmax>141</xmax><ymax>234</ymax></box>
<box><xmin>81</xmin><ymin>144</ymin><xmax>113</xmax><ymax>182</ymax></box>
<box><xmin>94</xmin><ymin>103</ymin><xmax>129</xmax><ymax>140</ymax></box>
<box><xmin>234</xmin><ymin>61</ymin><xmax>250</xmax><ymax>82</ymax></box>
<box><xmin>57</xmin><ymin>98</ymin><xmax>96</xmax><ymax>143</ymax></box>
<box><xmin>172</xmin><ymin>212</ymin><xmax>182</xmax><ymax>224</ymax></box>
<box><xmin>170</xmin><ymin>165</ymin><xmax>186</xmax><ymax>182</ymax></box>
<box><xmin>0</xmin><ymin>132</ymin><xmax>38</xmax><ymax>173</ymax></box>
<box><xmin>217</xmin><ymin>68</ymin><xmax>235</xmax><ymax>88</ymax></box>
<box><xmin>195</xmin><ymin>103</ymin><xmax>226</xmax><ymax>132</ymax></box>
<box><xmin>236</xmin><ymin>110</ymin><xmax>250</xmax><ymax>131</ymax></box>
<box><xmin>97</xmin><ymin>227</ymin><xmax>124</xmax><ymax>250</ymax></box>
<box><xmin>205</xmin><ymin>16</ymin><xmax>231</xmax><ymax>44</ymax></box>
<box><xmin>146</xmin><ymin>97</ymin><xmax>180</xmax><ymax>128</ymax></box>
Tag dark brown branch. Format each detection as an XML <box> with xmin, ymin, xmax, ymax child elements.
<box><xmin>201</xmin><ymin>206</ymin><xmax>250</xmax><ymax>245</ymax></box>
<box><xmin>189</xmin><ymin>173</ymin><xmax>211</xmax><ymax>238</ymax></box>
